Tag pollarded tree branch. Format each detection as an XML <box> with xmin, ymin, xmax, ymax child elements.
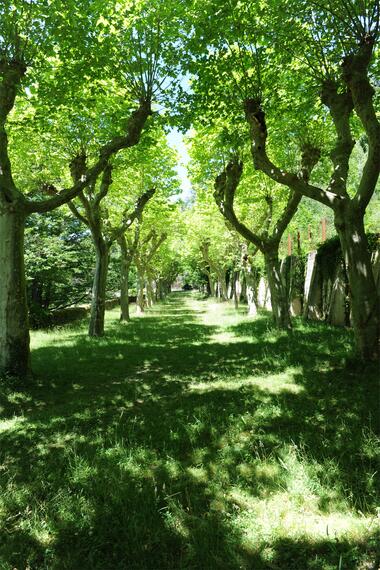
<box><xmin>68</xmin><ymin>154</ymin><xmax>99</xmax><ymax>229</ymax></box>
<box><xmin>67</xmin><ymin>199</ymin><xmax>89</xmax><ymax>227</ymax></box>
<box><xmin>214</xmin><ymin>158</ymin><xmax>266</xmax><ymax>251</ymax></box>
<box><xmin>199</xmin><ymin>239</ymin><xmax>225</xmax><ymax>281</ymax></box>
<box><xmin>263</xmin><ymin>194</ymin><xmax>273</xmax><ymax>236</ymax></box>
<box><xmin>214</xmin><ymin>143</ymin><xmax>320</xmax><ymax>250</ymax></box>
<box><xmin>147</xmin><ymin>231</ymin><xmax>167</xmax><ymax>263</ymax></box>
<box><xmin>272</xmin><ymin>191</ymin><xmax>302</xmax><ymax>241</ymax></box>
<box><xmin>27</xmin><ymin>100</ymin><xmax>152</xmax><ymax>214</ymax></box>
<box><xmin>118</xmin><ymin>220</ymin><xmax>141</xmax><ymax>263</ymax></box>
<box><xmin>134</xmin><ymin>229</ymin><xmax>166</xmax><ymax>274</ymax></box>
<box><xmin>94</xmin><ymin>163</ymin><xmax>113</xmax><ymax>208</ymax></box>
<box><xmin>272</xmin><ymin>142</ymin><xmax>320</xmax><ymax>239</ymax></box>
<box><xmin>320</xmin><ymin>80</ymin><xmax>354</xmax><ymax>197</ymax></box>
<box><xmin>243</xmin><ymin>98</ymin><xmax>340</xmax><ymax>208</ymax></box>
<box><xmin>0</xmin><ymin>58</ymin><xmax>27</xmax><ymax>204</ymax></box>
<box><xmin>108</xmin><ymin>187</ymin><xmax>156</xmax><ymax>244</ymax></box>
<box><xmin>342</xmin><ymin>37</ymin><xmax>380</xmax><ymax>211</ymax></box>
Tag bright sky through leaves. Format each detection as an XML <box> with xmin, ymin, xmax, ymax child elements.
<box><xmin>167</xmin><ymin>129</ymin><xmax>193</xmax><ymax>202</ymax></box>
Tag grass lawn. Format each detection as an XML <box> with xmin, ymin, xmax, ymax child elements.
<box><xmin>0</xmin><ymin>292</ymin><xmax>379</xmax><ymax>569</ymax></box>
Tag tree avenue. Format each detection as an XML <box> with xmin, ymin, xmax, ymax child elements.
<box><xmin>1</xmin><ymin>3</ymin><xmax>380</xmax><ymax>568</ymax></box>
<box><xmin>0</xmin><ymin>0</ymin><xmax>182</xmax><ymax>379</ymax></box>
<box><xmin>0</xmin><ymin>0</ymin><xmax>379</xmax><ymax>383</ymax></box>
<box><xmin>182</xmin><ymin>0</ymin><xmax>380</xmax><ymax>359</ymax></box>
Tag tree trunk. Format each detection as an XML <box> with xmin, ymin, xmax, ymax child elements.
<box><xmin>120</xmin><ymin>258</ymin><xmax>131</xmax><ymax>322</ymax></box>
<box><xmin>0</xmin><ymin>207</ymin><xmax>31</xmax><ymax>379</ymax></box>
<box><xmin>233</xmin><ymin>286</ymin><xmax>239</xmax><ymax>309</ymax></box>
<box><xmin>245</xmin><ymin>268</ymin><xmax>258</xmax><ymax>316</ymax></box>
<box><xmin>218</xmin><ymin>272</ymin><xmax>228</xmax><ymax>301</ymax></box>
<box><xmin>233</xmin><ymin>271</ymin><xmax>241</xmax><ymax>309</ymax></box>
<box><xmin>89</xmin><ymin>240</ymin><xmax>109</xmax><ymax>337</ymax></box>
<box><xmin>264</xmin><ymin>249</ymin><xmax>292</xmax><ymax>330</ymax></box>
<box><xmin>146</xmin><ymin>276</ymin><xmax>154</xmax><ymax>307</ymax></box>
<box><xmin>156</xmin><ymin>280</ymin><xmax>164</xmax><ymax>301</ymax></box>
<box><xmin>208</xmin><ymin>275</ymin><xmax>216</xmax><ymax>297</ymax></box>
<box><xmin>335</xmin><ymin>207</ymin><xmax>379</xmax><ymax>359</ymax></box>
<box><xmin>136</xmin><ymin>268</ymin><xmax>145</xmax><ymax>314</ymax></box>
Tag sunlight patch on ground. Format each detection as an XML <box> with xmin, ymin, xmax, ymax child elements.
<box><xmin>31</xmin><ymin>330</ymin><xmax>80</xmax><ymax>349</ymax></box>
<box><xmin>229</xmin><ymin>487</ymin><xmax>379</xmax><ymax>550</ymax></box>
<box><xmin>188</xmin><ymin>367</ymin><xmax>304</xmax><ymax>394</ymax></box>
<box><xmin>0</xmin><ymin>417</ymin><xmax>26</xmax><ymax>433</ymax></box>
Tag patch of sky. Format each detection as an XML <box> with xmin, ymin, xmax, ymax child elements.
<box><xmin>167</xmin><ymin>128</ymin><xmax>193</xmax><ymax>202</ymax></box>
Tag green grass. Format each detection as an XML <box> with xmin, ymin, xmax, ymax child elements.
<box><xmin>0</xmin><ymin>292</ymin><xmax>379</xmax><ymax>569</ymax></box>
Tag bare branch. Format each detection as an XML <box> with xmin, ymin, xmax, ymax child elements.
<box><xmin>213</xmin><ymin>158</ymin><xmax>265</xmax><ymax>250</ymax></box>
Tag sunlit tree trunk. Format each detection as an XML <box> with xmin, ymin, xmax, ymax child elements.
<box><xmin>146</xmin><ymin>273</ymin><xmax>155</xmax><ymax>307</ymax></box>
<box><xmin>264</xmin><ymin>248</ymin><xmax>291</xmax><ymax>330</ymax></box>
<box><xmin>0</xmin><ymin>207</ymin><xmax>31</xmax><ymax>379</ymax></box>
<box><xmin>89</xmin><ymin>238</ymin><xmax>109</xmax><ymax>337</ymax></box>
<box><xmin>136</xmin><ymin>267</ymin><xmax>146</xmax><ymax>314</ymax></box>
<box><xmin>120</xmin><ymin>253</ymin><xmax>131</xmax><ymax>322</ymax></box>
<box><xmin>335</xmin><ymin>204</ymin><xmax>379</xmax><ymax>359</ymax></box>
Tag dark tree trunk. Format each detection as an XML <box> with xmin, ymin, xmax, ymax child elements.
<box><xmin>232</xmin><ymin>271</ymin><xmax>241</xmax><ymax>309</ymax></box>
<box><xmin>89</xmin><ymin>239</ymin><xmax>109</xmax><ymax>337</ymax></box>
<box><xmin>0</xmin><ymin>207</ymin><xmax>31</xmax><ymax>379</ymax></box>
<box><xmin>30</xmin><ymin>278</ymin><xmax>43</xmax><ymax>306</ymax></box>
<box><xmin>208</xmin><ymin>275</ymin><xmax>216</xmax><ymax>297</ymax></box>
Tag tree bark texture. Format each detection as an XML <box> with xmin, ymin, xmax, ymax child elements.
<box><xmin>89</xmin><ymin>240</ymin><xmax>109</xmax><ymax>337</ymax></box>
<box><xmin>0</xmin><ymin>207</ymin><xmax>31</xmax><ymax>378</ymax></box>
<box><xmin>120</xmin><ymin>260</ymin><xmax>131</xmax><ymax>322</ymax></box>
<box><xmin>136</xmin><ymin>269</ymin><xmax>146</xmax><ymax>314</ymax></box>
<box><xmin>335</xmin><ymin>205</ymin><xmax>379</xmax><ymax>358</ymax></box>
<box><xmin>146</xmin><ymin>275</ymin><xmax>155</xmax><ymax>307</ymax></box>
<box><xmin>264</xmin><ymin>250</ymin><xmax>292</xmax><ymax>330</ymax></box>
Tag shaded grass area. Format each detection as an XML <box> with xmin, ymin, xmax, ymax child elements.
<box><xmin>0</xmin><ymin>292</ymin><xmax>379</xmax><ymax>569</ymax></box>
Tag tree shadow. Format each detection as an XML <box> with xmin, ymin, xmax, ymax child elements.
<box><xmin>0</xmin><ymin>293</ymin><xmax>379</xmax><ymax>569</ymax></box>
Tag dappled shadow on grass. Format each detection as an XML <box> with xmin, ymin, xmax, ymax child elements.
<box><xmin>0</xmin><ymin>293</ymin><xmax>379</xmax><ymax>569</ymax></box>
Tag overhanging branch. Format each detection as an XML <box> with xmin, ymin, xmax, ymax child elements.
<box><xmin>27</xmin><ymin>100</ymin><xmax>152</xmax><ymax>214</ymax></box>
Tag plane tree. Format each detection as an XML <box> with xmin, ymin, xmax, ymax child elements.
<box><xmin>0</xmin><ymin>0</ymin><xmax>182</xmax><ymax>379</ymax></box>
<box><xmin>68</xmin><ymin>159</ymin><xmax>155</xmax><ymax>336</ymax></box>
<box><xmin>188</xmin><ymin>122</ymin><xmax>320</xmax><ymax>328</ymax></box>
<box><xmin>131</xmin><ymin>196</ymin><xmax>182</xmax><ymax>313</ymax></box>
<box><xmin>183</xmin><ymin>171</ymin><xmax>241</xmax><ymax>300</ymax></box>
<box><xmin>66</xmin><ymin>125</ymin><xmax>181</xmax><ymax>335</ymax></box>
<box><xmin>184</xmin><ymin>0</ymin><xmax>380</xmax><ymax>357</ymax></box>
<box><xmin>116</xmin><ymin>131</ymin><xmax>181</xmax><ymax>320</ymax></box>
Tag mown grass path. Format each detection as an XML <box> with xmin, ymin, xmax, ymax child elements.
<box><xmin>0</xmin><ymin>293</ymin><xmax>379</xmax><ymax>569</ymax></box>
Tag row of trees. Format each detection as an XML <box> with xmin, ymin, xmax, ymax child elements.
<box><xmin>181</xmin><ymin>0</ymin><xmax>380</xmax><ymax>359</ymax></box>
<box><xmin>0</xmin><ymin>0</ymin><xmax>379</xmax><ymax>381</ymax></box>
<box><xmin>25</xmin><ymin>186</ymin><xmax>182</xmax><ymax>331</ymax></box>
<box><xmin>0</xmin><ymin>0</ymin><xmax>186</xmax><ymax>378</ymax></box>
